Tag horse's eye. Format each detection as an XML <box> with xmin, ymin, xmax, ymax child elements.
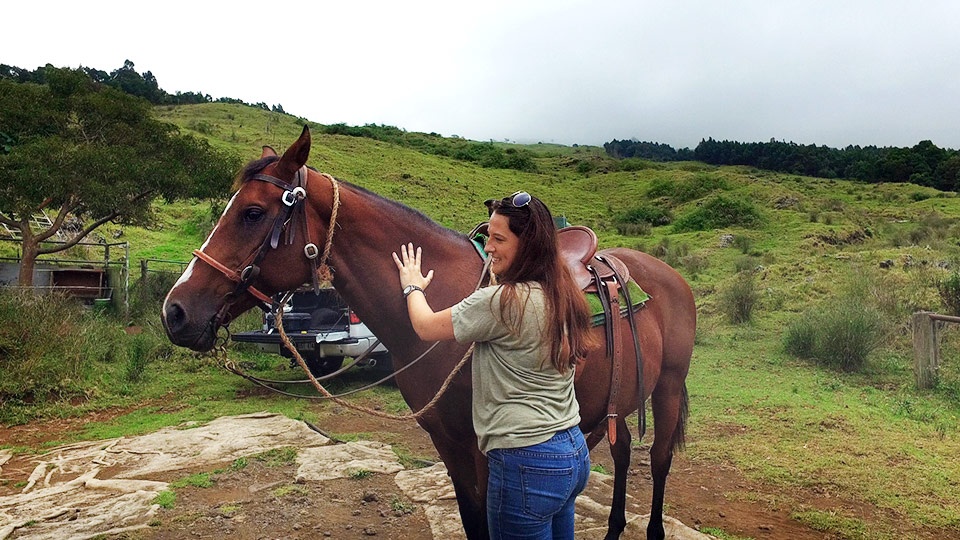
<box><xmin>243</xmin><ymin>207</ymin><xmax>265</xmax><ymax>224</ymax></box>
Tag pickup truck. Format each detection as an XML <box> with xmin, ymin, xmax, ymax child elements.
<box><xmin>231</xmin><ymin>287</ymin><xmax>391</xmax><ymax>376</ymax></box>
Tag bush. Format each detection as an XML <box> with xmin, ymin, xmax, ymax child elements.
<box><xmin>719</xmin><ymin>273</ymin><xmax>758</xmax><ymax>324</ymax></box>
<box><xmin>0</xmin><ymin>290</ymin><xmax>123</xmax><ymax>402</ymax></box>
<box><xmin>733</xmin><ymin>255</ymin><xmax>758</xmax><ymax>274</ymax></box>
<box><xmin>650</xmin><ymin>238</ymin><xmax>690</xmax><ymax>268</ymax></box>
<box><xmin>0</xmin><ymin>290</ymin><xmax>177</xmax><ymax>415</ymax></box>
<box><xmin>937</xmin><ymin>271</ymin><xmax>960</xmax><ymax>316</ymax></box>
<box><xmin>614</xmin><ymin>204</ymin><xmax>673</xmax><ymax>235</ymax></box>
<box><xmin>783</xmin><ymin>295</ymin><xmax>885</xmax><ymax>372</ymax></box>
<box><xmin>680</xmin><ymin>253</ymin><xmax>709</xmax><ymax>278</ymax></box>
<box><xmin>732</xmin><ymin>235</ymin><xmax>754</xmax><ymax>254</ymax></box>
<box><xmin>647</xmin><ymin>173</ymin><xmax>728</xmax><ymax>203</ymax></box>
<box><xmin>673</xmin><ymin>195</ymin><xmax>762</xmax><ymax>232</ymax></box>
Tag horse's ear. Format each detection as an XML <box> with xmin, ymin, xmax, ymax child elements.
<box><xmin>276</xmin><ymin>126</ymin><xmax>311</xmax><ymax>180</ymax></box>
<box><xmin>261</xmin><ymin>146</ymin><xmax>278</xmax><ymax>158</ymax></box>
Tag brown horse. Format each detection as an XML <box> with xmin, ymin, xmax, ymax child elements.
<box><xmin>162</xmin><ymin>126</ymin><xmax>695</xmax><ymax>540</ymax></box>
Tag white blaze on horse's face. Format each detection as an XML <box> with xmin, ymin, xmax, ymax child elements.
<box><xmin>485</xmin><ymin>212</ymin><xmax>520</xmax><ymax>276</ymax></box>
<box><xmin>161</xmin><ymin>189</ymin><xmax>241</xmax><ymax>317</ymax></box>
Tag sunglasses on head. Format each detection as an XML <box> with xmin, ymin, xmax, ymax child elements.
<box><xmin>484</xmin><ymin>191</ymin><xmax>532</xmax><ymax>216</ymax></box>
<box><xmin>508</xmin><ymin>191</ymin><xmax>531</xmax><ymax>207</ymax></box>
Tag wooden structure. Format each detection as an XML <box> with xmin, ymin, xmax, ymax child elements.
<box><xmin>912</xmin><ymin>311</ymin><xmax>960</xmax><ymax>389</ymax></box>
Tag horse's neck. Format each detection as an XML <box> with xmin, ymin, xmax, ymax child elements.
<box><xmin>318</xmin><ymin>183</ymin><xmax>482</xmax><ymax>350</ymax></box>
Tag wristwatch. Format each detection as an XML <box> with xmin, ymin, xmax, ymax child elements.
<box><xmin>402</xmin><ymin>284</ymin><xmax>424</xmax><ymax>298</ymax></box>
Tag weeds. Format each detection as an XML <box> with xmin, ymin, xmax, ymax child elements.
<box><xmin>253</xmin><ymin>447</ymin><xmax>298</xmax><ymax>467</ymax></box>
<box><xmin>349</xmin><ymin>469</ymin><xmax>373</xmax><ymax>480</ymax></box>
<box><xmin>937</xmin><ymin>271</ymin><xmax>960</xmax><ymax>316</ymax></box>
<box><xmin>719</xmin><ymin>273</ymin><xmax>758</xmax><ymax>324</ymax></box>
<box><xmin>153</xmin><ymin>491</ymin><xmax>176</xmax><ymax>509</ymax></box>
<box><xmin>783</xmin><ymin>294</ymin><xmax>885</xmax><ymax>372</ymax></box>
<box><xmin>390</xmin><ymin>495</ymin><xmax>416</xmax><ymax>515</ymax></box>
<box><xmin>170</xmin><ymin>473</ymin><xmax>213</xmax><ymax>489</ymax></box>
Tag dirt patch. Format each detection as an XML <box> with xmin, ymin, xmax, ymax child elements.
<box><xmin>0</xmin><ymin>405</ymin><xmax>952</xmax><ymax>539</ymax></box>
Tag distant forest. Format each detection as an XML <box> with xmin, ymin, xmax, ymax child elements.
<box><xmin>0</xmin><ymin>60</ymin><xmax>287</xmax><ymax>112</ymax></box>
<box><xmin>604</xmin><ymin>137</ymin><xmax>960</xmax><ymax>191</ymax></box>
<box><xmin>6</xmin><ymin>61</ymin><xmax>958</xmax><ymax>189</ymax></box>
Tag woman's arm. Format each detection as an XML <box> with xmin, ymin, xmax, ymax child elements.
<box><xmin>393</xmin><ymin>243</ymin><xmax>455</xmax><ymax>342</ymax></box>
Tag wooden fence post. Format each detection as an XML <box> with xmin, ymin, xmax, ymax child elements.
<box><xmin>912</xmin><ymin>311</ymin><xmax>938</xmax><ymax>389</ymax></box>
<box><xmin>140</xmin><ymin>259</ymin><xmax>149</xmax><ymax>308</ymax></box>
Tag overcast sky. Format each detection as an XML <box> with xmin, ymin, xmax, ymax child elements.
<box><xmin>5</xmin><ymin>1</ymin><xmax>959</xmax><ymax>150</ymax></box>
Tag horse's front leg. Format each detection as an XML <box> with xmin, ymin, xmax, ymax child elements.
<box><xmin>604</xmin><ymin>417</ymin><xmax>632</xmax><ymax>540</ymax></box>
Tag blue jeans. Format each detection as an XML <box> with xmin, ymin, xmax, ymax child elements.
<box><xmin>486</xmin><ymin>426</ymin><xmax>591</xmax><ymax>540</ymax></box>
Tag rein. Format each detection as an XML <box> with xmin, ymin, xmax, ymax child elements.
<box><xmin>219</xmin><ymin>256</ymin><xmax>491</xmax><ymax>420</ymax></box>
<box><xmin>197</xmin><ymin>163</ymin><xmax>491</xmax><ymax>420</ymax></box>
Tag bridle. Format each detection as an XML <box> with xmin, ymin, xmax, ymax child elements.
<box><xmin>192</xmin><ymin>164</ymin><xmax>339</xmax><ymax>324</ymax></box>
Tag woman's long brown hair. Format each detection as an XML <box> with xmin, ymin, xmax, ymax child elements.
<box><xmin>486</xmin><ymin>195</ymin><xmax>599</xmax><ymax>374</ymax></box>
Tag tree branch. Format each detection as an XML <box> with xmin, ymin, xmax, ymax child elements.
<box><xmin>34</xmin><ymin>197</ymin><xmax>77</xmax><ymax>243</ymax></box>
<box><xmin>37</xmin><ymin>210</ymin><xmax>121</xmax><ymax>254</ymax></box>
<box><xmin>0</xmin><ymin>212</ymin><xmax>19</xmax><ymax>229</ymax></box>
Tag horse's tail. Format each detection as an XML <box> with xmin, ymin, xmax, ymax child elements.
<box><xmin>671</xmin><ymin>384</ymin><xmax>689</xmax><ymax>453</ymax></box>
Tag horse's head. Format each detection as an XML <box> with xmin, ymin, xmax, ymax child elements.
<box><xmin>162</xmin><ymin>126</ymin><xmax>323</xmax><ymax>351</ymax></box>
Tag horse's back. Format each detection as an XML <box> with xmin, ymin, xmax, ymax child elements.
<box><xmin>601</xmin><ymin>247</ymin><xmax>696</xmax><ymax>368</ymax></box>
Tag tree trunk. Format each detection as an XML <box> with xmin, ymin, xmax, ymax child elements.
<box><xmin>18</xmin><ymin>230</ymin><xmax>39</xmax><ymax>287</ymax></box>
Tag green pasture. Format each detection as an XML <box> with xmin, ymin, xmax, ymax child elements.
<box><xmin>3</xmin><ymin>102</ymin><xmax>960</xmax><ymax>538</ymax></box>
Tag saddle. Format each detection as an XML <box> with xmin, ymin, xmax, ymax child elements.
<box><xmin>557</xmin><ymin>226</ymin><xmax>644</xmax><ymax>446</ymax></box>
<box><xmin>470</xmin><ymin>222</ymin><xmax>646</xmax><ymax>446</ymax></box>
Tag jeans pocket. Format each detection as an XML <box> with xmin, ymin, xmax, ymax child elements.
<box><xmin>519</xmin><ymin>465</ymin><xmax>574</xmax><ymax>519</ymax></box>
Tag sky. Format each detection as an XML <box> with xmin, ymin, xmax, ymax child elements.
<box><xmin>4</xmin><ymin>0</ymin><xmax>960</xmax><ymax>150</ymax></box>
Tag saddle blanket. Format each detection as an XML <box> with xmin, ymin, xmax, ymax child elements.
<box><xmin>586</xmin><ymin>279</ymin><xmax>649</xmax><ymax>327</ymax></box>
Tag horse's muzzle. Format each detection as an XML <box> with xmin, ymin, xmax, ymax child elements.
<box><xmin>162</xmin><ymin>300</ymin><xmax>218</xmax><ymax>352</ymax></box>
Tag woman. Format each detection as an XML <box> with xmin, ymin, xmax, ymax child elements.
<box><xmin>393</xmin><ymin>191</ymin><xmax>598</xmax><ymax>539</ymax></box>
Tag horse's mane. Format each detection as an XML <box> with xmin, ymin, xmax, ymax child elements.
<box><xmin>235</xmin><ymin>157</ymin><xmax>466</xmax><ymax>243</ymax></box>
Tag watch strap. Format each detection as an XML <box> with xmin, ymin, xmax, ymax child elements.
<box><xmin>403</xmin><ymin>285</ymin><xmax>424</xmax><ymax>298</ymax></box>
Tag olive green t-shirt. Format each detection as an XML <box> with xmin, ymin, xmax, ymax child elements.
<box><xmin>451</xmin><ymin>283</ymin><xmax>580</xmax><ymax>455</ymax></box>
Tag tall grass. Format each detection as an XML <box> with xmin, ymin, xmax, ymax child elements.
<box><xmin>719</xmin><ymin>273</ymin><xmax>758</xmax><ymax>324</ymax></box>
<box><xmin>783</xmin><ymin>276</ymin><xmax>886</xmax><ymax>372</ymax></box>
<box><xmin>0</xmin><ymin>289</ymin><xmax>176</xmax><ymax>423</ymax></box>
<box><xmin>0</xmin><ymin>291</ymin><xmax>117</xmax><ymax>403</ymax></box>
<box><xmin>937</xmin><ymin>270</ymin><xmax>960</xmax><ymax>316</ymax></box>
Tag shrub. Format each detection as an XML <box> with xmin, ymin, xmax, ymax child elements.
<box><xmin>937</xmin><ymin>271</ymin><xmax>960</xmax><ymax>316</ymax></box>
<box><xmin>732</xmin><ymin>235</ymin><xmax>754</xmax><ymax>254</ymax></box>
<box><xmin>783</xmin><ymin>295</ymin><xmax>885</xmax><ymax>372</ymax></box>
<box><xmin>651</xmin><ymin>238</ymin><xmax>689</xmax><ymax>268</ymax></box>
<box><xmin>615</xmin><ymin>222</ymin><xmax>652</xmax><ymax>236</ymax></box>
<box><xmin>0</xmin><ymin>290</ymin><xmax>111</xmax><ymax>402</ymax></box>
<box><xmin>672</xmin><ymin>195</ymin><xmax>762</xmax><ymax>232</ymax></box>
<box><xmin>647</xmin><ymin>173</ymin><xmax>728</xmax><ymax>203</ymax></box>
<box><xmin>733</xmin><ymin>255</ymin><xmax>758</xmax><ymax>274</ymax></box>
<box><xmin>614</xmin><ymin>204</ymin><xmax>673</xmax><ymax>234</ymax></box>
<box><xmin>680</xmin><ymin>253</ymin><xmax>709</xmax><ymax>278</ymax></box>
<box><xmin>719</xmin><ymin>273</ymin><xmax>758</xmax><ymax>324</ymax></box>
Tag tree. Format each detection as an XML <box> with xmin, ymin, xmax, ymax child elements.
<box><xmin>0</xmin><ymin>67</ymin><xmax>239</xmax><ymax>286</ymax></box>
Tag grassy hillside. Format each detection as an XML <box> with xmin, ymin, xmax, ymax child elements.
<box><xmin>148</xmin><ymin>104</ymin><xmax>960</xmax><ymax>537</ymax></box>
<box><xmin>6</xmin><ymin>102</ymin><xmax>960</xmax><ymax>538</ymax></box>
